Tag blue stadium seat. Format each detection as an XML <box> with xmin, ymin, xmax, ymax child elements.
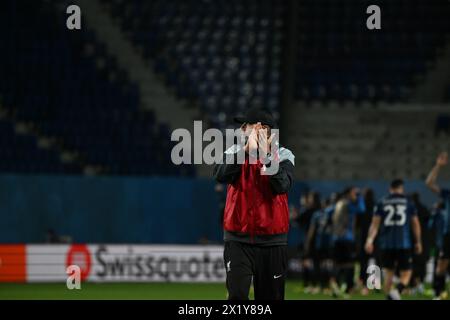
<box><xmin>0</xmin><ymin>1</ymin><xmax>189</xmax><ymax>176</ymax></box>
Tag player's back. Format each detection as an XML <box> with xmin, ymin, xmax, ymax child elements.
<box><xmin>312</xmin><ymin>207</ymin><xmax>333</xmax><ymax>250</ymax></box>
<box><xmin>375</xmin><ymin>193</ymin><xmax>417</xmax><ymax>250</ymax></box>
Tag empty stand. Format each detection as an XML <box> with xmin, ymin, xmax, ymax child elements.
<box><xmin>0</xmin><ymin>1</ymin><xmax>192</xmax><ymax>176</ymax></box>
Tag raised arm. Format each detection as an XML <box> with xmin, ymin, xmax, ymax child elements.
<box><xmin>269</xmin><ymin>160</ymin><xmax>294</xmax><ymax>194</ymax></box>
<box><xmin>425</xmin><ymin>152</ymin><xmax>448</xmax><ymax>194</ymax></box>
<box><xmin>213</xmin><ymin>152</ymin><xmax>242</xmax><ymax>183</ymax></box>
<box><xmin>213</xmin><ymin>146</ymin><xmax>243</xmax><ymax>184</ymax></box>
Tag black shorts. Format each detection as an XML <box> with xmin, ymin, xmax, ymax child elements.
<box><xmin>333</xmin><ymin>240</ymin><xmax>355</xmax><ymax>264</ymax></box>
<box><xmin>439</xmin><ymin>233</ymin><xmax>450</xmax><ymax>260</ymax></box>
<box><xmin>381</xmin><ymin>249</ymin><xmax>413</xmax><ymax>271</ymax></box>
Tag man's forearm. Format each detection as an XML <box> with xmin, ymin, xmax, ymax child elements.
<box><xmin>213</xmin><ymin>151</ymin><xmax>243</xmax><ymax>184</ymax></box>
<box><xmin>425</xmin><ymin>165</ymin><xmax>440</xmax><ymax>190</ymax></box>
<box><xmin>366</xmin><ymin>223</ymin><xmax>378</xmax><ymax>244</ymax></box>
<box><xmin>412</xmin><ymin>219</ymin><xmax>422</xmax><ymax>245</ymax></box>
<box><xmin>268</xmin><ymin>160</ymin><xmax>294</xmax><ymax>194</ymax></box>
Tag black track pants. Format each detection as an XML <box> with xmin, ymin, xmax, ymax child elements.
<box><xmin>223</xmin><ymin>241</ymin><xmax>287</xmax><ymax>300</ymax></box>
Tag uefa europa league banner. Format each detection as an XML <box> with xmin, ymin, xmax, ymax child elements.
<box><xmin>0</xmin><ymin>244</ymin><xmax>226</xmax><ymax>283</ymax></box>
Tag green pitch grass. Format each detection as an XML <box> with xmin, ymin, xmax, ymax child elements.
<box><xmin>0</xmin><ymin>281</ymin><xmax>433</xmax><ymax>300</ymax></box>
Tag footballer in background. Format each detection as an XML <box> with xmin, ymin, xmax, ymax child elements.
<box><xmin>426</xmin><ymin>152</ymin><xmax>450</xmax><ymax>300</ymax></box>
<box><xmin>327</xmin><ymin>187</ymin><xmax>366</xmax><ymax>297</ymax></box>
<box><xmin>365</xmin><ymin>179</ymin><xmax>422</xmax><ymax>300</ymax></box>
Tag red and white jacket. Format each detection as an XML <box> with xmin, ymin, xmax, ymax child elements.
<box><xmin>213</xmin><ymin>144</ymin><xmax>295</xmax><ymax>245</ymax></box>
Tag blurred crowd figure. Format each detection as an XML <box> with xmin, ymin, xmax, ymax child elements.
<box><xmin>290</xmin><ymin>187</ymin><xmax>439</xmax><ymax>298</ymax></box>
<box><xmin>45</xmin><ymin>228</ymin><xmax>72</xmax><ymax>244</ymax></box>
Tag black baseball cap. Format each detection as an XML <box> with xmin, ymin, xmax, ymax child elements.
<box><xmin>234</xmin><ymin>107</ymin><xmax>276</xmax><ymax>128</ymax></box>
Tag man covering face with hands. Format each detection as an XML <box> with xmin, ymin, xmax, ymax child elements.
<box><xmin>213</xmin><ymin>107</ymin><xmax>295</xmax><ymax>300</ymax></box>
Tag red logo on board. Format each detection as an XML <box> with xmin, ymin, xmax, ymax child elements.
<box><xmin>66</xmin><ymin>245</ymin><xmax>91</xmax><ymax>281</ymax></box>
